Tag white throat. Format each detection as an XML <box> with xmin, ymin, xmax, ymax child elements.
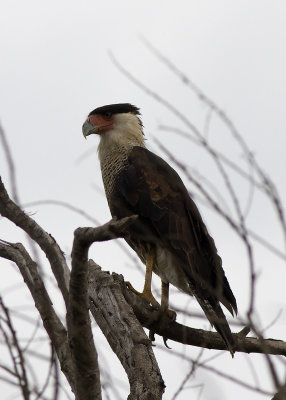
<box><xmin>97</xmin><ymin>113</ymin><xmax>145</xmax><ymax>199</ymax></box>
<box><xmin>98</xmin><ymin>113</ymin><xmax>145</xmax><ymax>163</ymax></box>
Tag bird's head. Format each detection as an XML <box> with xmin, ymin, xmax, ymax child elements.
<box><xmin>82</xmin><ymin>103</ymin><xmax>145</xmax><ymax>152</ymax></box>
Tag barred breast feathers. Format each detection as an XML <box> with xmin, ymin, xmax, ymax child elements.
<box><xmin>98</xmin><ymin>113</ymin><xmax>145</xmax><ymax>199</ymax></box>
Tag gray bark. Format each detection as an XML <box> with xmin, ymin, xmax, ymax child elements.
<box><xmin>88</xmin><ymin>262</ymin><xmax>165</xmax><ymax>400</ymax></box>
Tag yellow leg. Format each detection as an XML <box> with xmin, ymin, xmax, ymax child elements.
<box><xmin>161</xmin><ymin>281</ymin><xmax>169</xmax><ymax>311</ymax></box>
<box><xmin>126</xmin><ymin>248</ymin><xmax>159</xmax><ymax>308</ymax></box>
<box><xmin>161</xmin><ymin>281</ymin><xmax>176</xmax><ymax>320</ymax></box>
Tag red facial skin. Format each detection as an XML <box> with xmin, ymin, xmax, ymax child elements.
<box><xmin>87</xmin><ymin>114</ymin><xmax>114</xmax><ymax>132</ymax></box>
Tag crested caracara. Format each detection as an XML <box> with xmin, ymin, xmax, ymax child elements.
<box><xmin>82</xmin><ymin>103</ymin><xmax>237</xmax><ymax>355</ymax></box>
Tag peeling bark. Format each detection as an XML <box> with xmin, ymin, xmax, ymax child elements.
<box><xmin>88</xmin><ymin>262</ymin><xmax>165</xmax><ymax>400</ymax></box>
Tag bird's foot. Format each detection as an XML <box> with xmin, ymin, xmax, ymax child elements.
<box><xmin>164</xmin><ymin>308</ymin><xmax>177</xmax><ymax>321</ymax></box>
<box><xmin>148</xmin><ymin>308</ymin><xmax>175</xmax><ymax>348</ymax></box>
<box><xmin>163</xmin><ymin>336</ymin><xmax>172</xmax><ymax>349</ymax></box>
<box><xmin>125</xmin><ymin>281</ymin><xmax>160</xmax><ymax>308</ymax></box>
<box><xmin>160</xmin><ymin>303</ymin><xmax>177</xmax><ymax>321</ymax></box>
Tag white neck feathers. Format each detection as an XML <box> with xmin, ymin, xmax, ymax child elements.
<box><xmin>97</xmin><ymin>113</ymin><xmax>145</xmax><ymax>163</ymax></box>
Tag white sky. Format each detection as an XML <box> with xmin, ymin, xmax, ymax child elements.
<box><xmin>1</xmin><ymin>1</ymin><xmax>286</xmax><ymax>399</ymax></box>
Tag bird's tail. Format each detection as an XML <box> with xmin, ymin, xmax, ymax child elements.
<box><xmin>195</xmin><ymin>296</ymin><xmax>235</xmax><ymax>357</ymax></box>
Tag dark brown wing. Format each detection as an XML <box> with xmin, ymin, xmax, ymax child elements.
<box><xmin>109</xmin><ymin>146</ymin><xmax>237</xmax><ymax>352</ymax></box>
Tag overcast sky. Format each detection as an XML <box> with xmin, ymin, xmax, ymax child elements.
<box><xmin>1</xmin><ymin>1</ymin><xmax>286</xmax><ymax>399</ymax></box>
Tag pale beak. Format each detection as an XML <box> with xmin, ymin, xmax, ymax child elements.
<box><xmin>82</xmin><ymin>120</ymin><xmax>98</xmax><ymax>139</ymax></box>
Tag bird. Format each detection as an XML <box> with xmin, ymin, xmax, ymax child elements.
<box><xmin>82</xmin><ymin>103</ymin><xmax>237</xmax><ymax>355</ymax></box>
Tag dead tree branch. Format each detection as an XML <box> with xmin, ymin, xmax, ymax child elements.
<box><xmin>0</xmin><ymin>240</ymin><xmax>76</xmax><ymax>393</ymax></box>
<box><xmin>88</xmin><ymin>261</ymin><xmax>165</xmax><ymax>400</ymax></box>
<box><xmin>72</xmin><ymin>216</ymin><xmax>164</xmax><ymax>400</ymax></box>
<box><xmin>0</xmin><ymin>123</ymin><xmax>19</xmax><ymax>203</ymax></box>
<box><xmin>67</xmin><ymin>226</ymin><xmax>104</xmax><ymax>400</ymax></box>
<box><xmin>0</xmin><ymin>297</ymin><xmax>30</xmax><ymax>399</ymax></box>
<box><xmin>0</xmin><ymin>177</ymin><xmax>70</xmax><ymax>305</ymax></box>
<box><xmin>87</xmin><ymin>265</ymin><xmax>286</xmax><ymax>357</ymax></box>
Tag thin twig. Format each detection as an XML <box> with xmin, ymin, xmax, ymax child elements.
<box><xmin>0</xmin><ymin>297</ymin><xmax>30</xmax><ymax>399</ymax></box>
<box><xmin>0</xmin><ymin>123</ymin><xmax>20</xmax><ymax>204</ymax></box>
<box><xmin>0</xmin><ymin>241</ymin><xmax>76</xmax><ymax>392</ymax></box>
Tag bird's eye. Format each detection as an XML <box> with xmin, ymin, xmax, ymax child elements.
<box><xmin>103</xmin><ymin>112</ymin><xmax>112</xmax><ymax>119</ymax></box>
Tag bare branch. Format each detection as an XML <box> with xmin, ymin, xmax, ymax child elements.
<box><xmin>0</xmin><ymin>122</ymin><xmax>20</xmax><ymax>204</ymax></box>
<box><xmin>0</xmin><ymin>177</ymin><xmax>70</xmax><ymax>305</ymax></box>
<box><xmin>0</xmin><ymin>297</ymin><xmax>30</xmax><ymax>399</ymax></box>
<box><xmin>0</xmin><ymin>241</ymin><xmax>76</xmax><ymax>392</ymax></box>
<box><xmin>67</xmin><ymin>223</ymin><xmax>104</xmax><ymax>400</ymax></box>
<box><xmin>72</xmin><ymin>216</ymin><xmax>164</xmax><ymax>399</ymax></box>
<box><xmin>88</xmin><ymin>262</ymin><xmax>165</xmax><ymax>400</ymax></box>
<box><xmin>72</xmin><ymin>215</ymin><xmax>138</xmax><ymax>246</ymax></box>
<box><xmin>68</xmin><ymin>215</ymin><xmax>152</xmax><ymax>399</ymax></box>
<box><xmin>87</xmin><ymin>261</ymin><xmax>286</xmax><ymax>357</ymax></box>
<box><xmin>120</xmin><ymin>271</ymin><xmax>286</xmax><ymax>356</ymax></box>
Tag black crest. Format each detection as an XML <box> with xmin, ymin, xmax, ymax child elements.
<box><xmin>88</xmin><ymin>103</ymin><xmax>140</xmax><ymax>117</ymax></box>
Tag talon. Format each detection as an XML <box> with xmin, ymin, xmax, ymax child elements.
<box><xmin>163</xmin><ymin>336</ymin><xmax>172</xmax><ymax>349</ymax></box>
<box><xmin>165</xmin><ymin>308</ymin><xmax>177</xmax><ymax>321</ymax></box>
<box><xmin>149</xmin><ymin>330</ymin><xmax>155</xmax><ymax>342</ymax></box>
<box><xmin>125</xmin><ymin>281</ymin><xmax>160</xmax><ymax>308</ymax></box>
<box><xmin>160</xmin><ymin>301</ymin><xmax>177</xmax><ymax>321</ymax></box>
<box><xmin>125</xmin><ymin>281</ymin><xmax>141</xmax><ymax>296</ymax></box>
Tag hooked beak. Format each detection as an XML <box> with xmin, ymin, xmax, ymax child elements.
<box><xmin>82</xmin><ymin>120</ymin><xmax>98</xmax><ymax>139</ymax></box>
